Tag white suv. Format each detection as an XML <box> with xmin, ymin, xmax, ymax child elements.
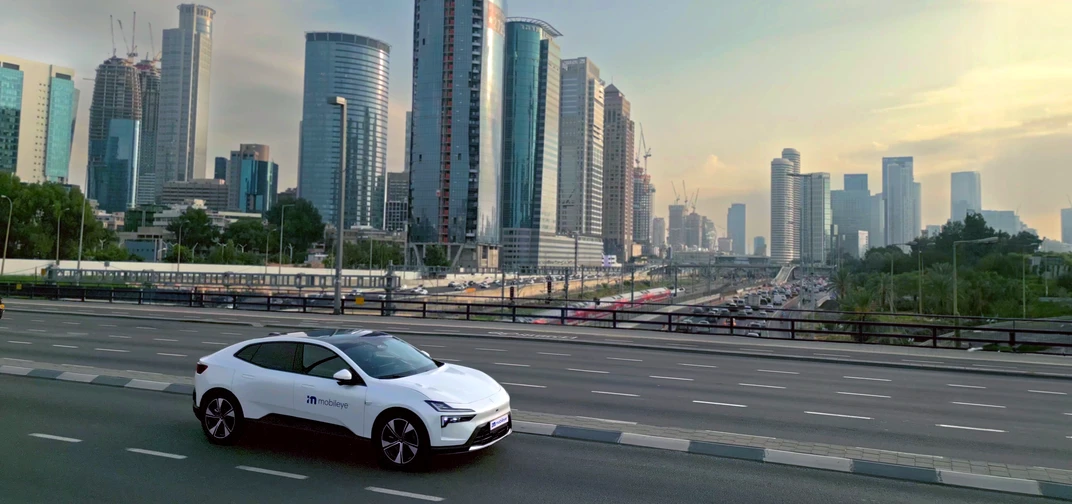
<box><xmin>193</xmin><ymin>329</ymin><xmax>511</xmax><ymax>470</ymax></box>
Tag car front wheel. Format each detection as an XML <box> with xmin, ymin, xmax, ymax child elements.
<box><xmin>200</xmin><ymin>392</ymin><xmax>244</xmax><ymax>445</ymax></box>
<box><xmin>374</xmin><ymin>412</ymin><xmax>429</xmax><ymax>470</ymax></box>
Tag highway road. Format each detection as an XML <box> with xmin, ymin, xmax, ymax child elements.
<box><xmin>0</xmin><ymin>377</ymin><xmax>1051</xmax><ymax>504</ymax></box>
<box><xmin>2</xmin><ymin>307</ymin><xmax>1071</xmax><ymax>469</ymax></box>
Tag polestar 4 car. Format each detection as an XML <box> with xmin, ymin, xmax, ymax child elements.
<box><xmin>192</xmin><ymin>329</ymin><xmax>511</xmax><ymax>470</ymax></box>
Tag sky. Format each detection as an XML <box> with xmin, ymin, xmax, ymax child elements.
<box><xmin>2</xmin><ymin>0</ymin><xmax>1070</xmax><ymax>243</ymax></box>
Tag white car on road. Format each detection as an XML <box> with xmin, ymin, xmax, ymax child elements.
<box><xmin>193</xmin><ymin>329</ymin><xmax>511</xmax><ymax>469</ymax></box>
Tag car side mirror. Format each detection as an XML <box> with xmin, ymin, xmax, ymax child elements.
<box><xmin>333</xmin><ymin>368</ymin><xmax>354</xmax><ymax>385</ymax></box>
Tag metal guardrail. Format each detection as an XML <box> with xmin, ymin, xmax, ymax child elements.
<box><xmin>3</xmin><ymin>283</ymin><xmax>1070</xmax><ymax>352</ymax></box>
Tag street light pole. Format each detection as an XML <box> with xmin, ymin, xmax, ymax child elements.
<box><xmin>76</xmin><ymin>170</ymin><xmax>89</xmax><ymax>283</ymax></box>
<box><xmin>278</xmin><ymin>203</ymin><xmax>294</xmax><ymax>275</ymax></box>
<box><xmin>918</xmin><ymin>249</ymin><xmax>923</xmax><ymax>315</ymax></box>
<box><xmin>177</xmin><ymin>224</ymin><xmax>184</xmax><ymax>274</ymax></box>
<box><xmin>1022</xmin><ymin>250</ymin><xmax>1028</xmax><ymax>318</ymax></box>
<box><xmin>329</xmin><ymin>96</ymin><xmax>348</xmax><ymax>315</ymax></box>
<box><xmin>952</xmin><ymin>237</ymin><xmax>998</xmax><ymax>342</ymax></box>
<box><xmin>55</xmin><ymin>210</ymin><xmax>62</xmax><ymax>264</ymax></box>
<box><xmin>0</xmin><ymin>195</ymin><xmax>11</xmax><ymax>276</ymax></box>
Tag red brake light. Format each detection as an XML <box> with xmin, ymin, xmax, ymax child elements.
<box><xmin>196</xmin><ymin>363</ymin><xmax>208</xmax><ymax>374</ymax></box>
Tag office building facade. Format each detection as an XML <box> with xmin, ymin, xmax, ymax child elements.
<box><xmin>668</xmin><ymin>204</ymin><xmax>685</xmax><ymax>251</ymax></box>
<box><xmin>950</xmin><ymin>171</ymin><xmax>982</xmax><ymax>223</ymax></box>
<box><xmin>92</xmin><ymin>119</ymin><xmax>141</xmax><ymax>212</ymax></box>
<box><xmin>410</xmin><ymin>0</ymin><xmax>506</xmax><ymax>268</ymax></box>
<box><xmin>652</xmin><ymin>217</ymin><xmax>666</xmax><ymax>250</ymax></box>
<box><xmin>841</xmin><ymin>230</ymin><xmax>868</xmax><ymax>259</ymax></box>
<box><xmin>299</xmin><ymin>31</ymin><xmax>390</xmax><ymax>230</ymax></box>
<box><xmin>844</xmin><ymin>173</ymin><xmax>867</xmax><ymax>191</ymax></box>
<box><xmin>0</xmin><ymin>54</ymin><xmax>77</xmax><ymax>183</ymax></box>
<box><xmin>1062</xmin><ymin>208</ymin><xmax>1072</xmax><ymax>244</ymax></box>
<box><xmin>601</xmin><ymin>84</ymin><xmax>634</xmax><ymax>260</ymax></box>
<box><xmin>800</xmin><ymin>172</ymin><xmax>831</xmax><ymax>264</ymax></box>
<box><xmin>156</xmin><ymin>3</ymin><xmax>215</xmax><ymax>190</ymax></box>
<box><xmin>769</xmin><ymin>156</ymin><xmax>798</xmax><ymax>263</ymax></box>
<box><xmin>228</xmin><ymin>144</ymin><xmax>276</xmax><ymax>212</ymax></box>
<box><xmin>685</xmin><ymin>212</ymin><xmax>702</xmax><ymax>249</ymax></box>
<box><xmin>870</xmin><ymin>193</ymin><xmax>885</xmax><ymax>248</ymax></box>
<box><xmin>632</xmin><ymin>167</ymin><xmax>653</xmax><ymax>245</ymax></box>
<box><xmin>161</xmin><ymin>178</ymin><xmax>228</xmax><ymax>209</ymax></box>
<box><xmin>753</xmin><ymin>236</ymin><xmax>766</xmax><ymax>257</ymax></box>
<box><xmin>980</xmin><ymin>210</ymin><xmax>1023</xmax><ymax>236</ymax></box>
<box><xmin>88</xmin><ymin>56</ymin><xmax>142</xmax><ymax>212</ymax></box>
<box><xmin>882</xmin><ymin>156</ymin><xmax>917</xmax><ymax>245</ymax></box>
<box><xmin>213</xmin><ymin>156</ymin><xmax>227</xmax><ymax>180</ymax></box>
<box><xmin>831</xmin><ymin>172</ymin><xmax>871</xmax><ymax>251</ymax></box>
<box><xmin>134</xmin><ymin>58</ymin><xmax>160</xmax><ymax>205</ymax></box>
<box><xmin>727</xmin><ymin>203</ymin><xmax>746</xmax><ymax>255</ymax></box>
<box><xmin>385</xmin><ymin>171</ymin><xmax>409</xmax><ymax>233</ymax></box>
<box><xmin>558</xmin><ymin>57</ymin><xmax>604</xmax><ymax>237</ymax></box>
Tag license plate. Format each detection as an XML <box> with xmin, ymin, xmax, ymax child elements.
<box><xmin>489</xmin><ymin>413</ymin><xmax>509</xmax><ymax>430</ymax></box>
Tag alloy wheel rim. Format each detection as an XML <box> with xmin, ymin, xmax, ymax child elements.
<box><xmin>381</xmin><ymin>418</ymin><xmax>419</xmax><ymax>465</ymax></box>
<box><xmin>204</xmin><ymin>397</ymin><xmax>236</xmax><ymax>439</ymax></box>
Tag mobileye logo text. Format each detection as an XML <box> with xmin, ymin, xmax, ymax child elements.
<box><xmin>306</xmin><ymin>395</ymin><xmax>349</xmax><ymax>409</ymax></box>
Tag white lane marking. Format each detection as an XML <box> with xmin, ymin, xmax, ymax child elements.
<box><xmin>475</xmin><ymin>347</ymin><xmax>507</xmax><ymax>352</ymax></box>
<box><xmin>738</xmin><ymin>348</ymin><xmax>774</xmax><ymax>353</ymax></box>
<box><xmin>62</xmin><ymin>364</ymin><xmax>93</xmax><ymax>369</ymax></box>
<box><xmin>650</xmin><ymin>375</ymin><xmax>694</xmax><ymax>381</ymax></box>
<box><xmin>591</xmin><ymin>390</ymin><xmax>639</xmax><ymax>397</ymax></box>
<box><xmin>843</xmin><ymin>376</ymin><xmax>891</xmax><ymax>382</ymax></box>
<box><xmin>31</xmin><ymin>319</ymin><xmax>46</xmax><ymax>323</ymax></box>
<box><xmin>568</xmin><ymin>368</ymin><xmax>609</xmax><ymax>374</ymax></box>
<box><xmin>493</xmin><ymin>362</ymin><xmax>530</xmax><ymax>367</ymax></box>
<box><xmin>365</xmin><ymin>487</ymin><xmax>444</xmax><ymax>502</ymax></box>
<box><xmin>156</xmin><ymin>353</ymin><xmax>187</xmax><ymax>357</ymax></box>
<box><xmin>221</xmin><ymin>332</ymin><xmax>242</xmax><ymax>336</ymax></box>
<box><xmin>757</xmin><ymin>369</ymin><xmax>799</xmax><ymax>375</ymax></box>
<box><xmin>202</xmin><ymin>341</ymin><xmax>227</xmax><ymax>346</ymax></box>
<box><xmin>1028</xmin><ymin>390</ymin><xmax>1067</xmax><ymax>395</ymax></box>
<box><xmin>126</xmin><ymin>448</ymin><xmax>187</xmax><ymax>460</ymax></box>
<box><xmin>3</xmin><ymin>358</ymin><xmax>33</xmax><ymax>363</ymax></box>
<box><xmin>604</xmin><ymin>339</ymin><xmax>630</xmax><ymax>343</ymax></box>
<box><xmin>814</xmin><ymin>353</ymin><xmax>851</xmax><ymax>358</ymax></box>
<box><xmin>706</xmin><ymin>429</ymin><xmax>776</xmax><ymax>440</ymax></box>
<box><xmin>62</xmin><ymin>322</ymin><xmax>80</xmax><ymax>325</ymax></box>
<box><xmin>135</xmin><ymin>327</ymin><xmax>156</xmax><ymax>330</ymax></box>
<box><xmin>837</xmin><ymin>392</ymin><xmax>891</xmax><ymax>399</ymax></box>
<box><xmin>575</xmin><ymin>416</ymin><xmax>637</xmax><ymax>425</ymax></box>
<box><xmin>667</xmin><ymin>343</ymin><xmax>698</xmax><ymax>348</ymax></box>
<box><xmin>436</xmin><ymin>329</ymin><xmax>461</xmax><ymax>333</ymax></box>
<box><xmin>52</xmin><ymin>344</ymin><xmax>78</xmax><ymax>349</ymax></box>
<box><xmin>972</xmin><ymin>364</ymin><xmax>1018</xmax><ymax>370</ymax></box>
<box><xmin>29</xmin><ymin>433</ymin><xmax>81</xmax><ymax>443</ymax></box>
<box><xmin>26</xmin><ymin>329</ymin><xmax>46</xmax><ymax>333</ymax></box>
<box><xmin>7</xmin><ymin>340</ymin><xmax>31</xmax><ymax>345</ymax></box>
<box><xmin>607</xmin><ymin>357</ymin><xmax>643</xmax><ymax>362</ymax></box>
<box><xmin>739</xmin><ymin>383</ymin><xmax>786</xmax><ymax>389</ymax></box>
<box><xmin>805</xmin><ymin>411</ymin><xmax>872</xmax><ymax>420</ymax></box>
<box><xmin>936</xmin><ymin>424</ymin><xmax>1006</xmax><ymax>433</ymax></box>
<box><xmin>901</xmin><ymin>359</ymin><xmax>944</xmax><ymax>364</ymax></box>
<box><xmin>94</xmin><ymin>348</ymin><xmax>129</xmax><ymax>353</ymax></box>
<box><xmin>235</xmin><ymin>466</ymin><xmax>308</xmax><ymax>480</ymax></box>
<box><xmin>678</xmin><ymin>363</ymin><xmax>717</xmax><ymax>369</ymax></box>
<box><xmin>951</xmin><ymin>401</ymin><xmax>1006</xmax><ymax>409</ymax></box>
<box><xmin>100</xmin><ymin>324</ymin><xmax>117</xmax><ymax>327</ymax></box>
<box><xmin>694</xmin><ymin>400</ymin><xmax>747</xmax><ymax>408</ymax></box>
<box><xmin>858</xmin><ymin>448</ymin><xmax>944</xmax><ymax>459</ymax></box>
<box><xmin>439</xmin><ymin>358</ymin><xmax>461</xmax><ymax>362</ymax></box>
<box><xmin>1065</xmin><ymin>413</ymin><xmax>1072</xmax><ymax>416</ymax></box>
<box><xmin>154</xmin><ymin>338</ymin><xmax>178</xmax><ymax>342</ymax></box>
<box><xmin>538</xmin><ymin>352</ymin><xmax>571</xmax><ymax>356</ymax></box>
<box><xmin>180</xmin><ymin>330</ymin><xmax>198</xmax><ymax>333</ymax></box>
<box><xmin>420</xmin><ymin>344</ymin><xmax>446</xmax><ymax>348</ymax></box>
<box><xmin>108</xmin><ymin>335</ymin><xmax>131</xmax><ymax>339</ymax></box>
<box><xmin>501</xmin><ymin>382</ymin><xmax>546</xmax><ymax>388</ymax></box>
<box><xmin>66</xmin><ymin>332</ymin><xmax>88</xmax><ymax>336</ymax></box>
<box><xmin>947</xmin><ymin>384</ymin><xmax>986</xmax><ymax>389</ymax></box>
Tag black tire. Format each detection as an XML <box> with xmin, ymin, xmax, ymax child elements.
<box><xmin>373</xmin><ymin>411</ymin><xmax>429</xmax><ymax>471</ymax></box>
<box><xmin>199</xmin><ymin>391</ymin><xmax>244</xmax><ymax>445</ymax></box>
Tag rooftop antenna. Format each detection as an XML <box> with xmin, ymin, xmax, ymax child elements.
<box><xmin>109</xmin><ymin>15</ymin><xmax>117</xmax><ymax>57</ymax></box>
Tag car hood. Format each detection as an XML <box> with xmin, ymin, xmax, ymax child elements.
<box><xmin>388</xmin><ymin>363</ymin><xmax>502</xmax><ymax>404</ymax></box>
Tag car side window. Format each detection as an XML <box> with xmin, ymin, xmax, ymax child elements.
<box><xmin>300</xmin><ymin>344</ymin><xmax>352</xmax><ymax>380</ymax></box>
<box><xmin>234</xmin><ymin>344</ymin><xmax>259</xmax><ymax>362</ymax></box>
<box><xmin>247</xmin><ymin>342</ymin><xmax>299</xmax><ymax>372</ymax></box>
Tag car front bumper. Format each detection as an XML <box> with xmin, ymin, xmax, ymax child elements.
<box><xmin>431</xmin><ymin>418</ymin><xmax>512</xmax><ymax>454</ymax></box>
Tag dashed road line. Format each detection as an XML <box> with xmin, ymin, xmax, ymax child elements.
<box><xmin>62</xmin><ymin>322</ymin><xmax>80</xmax><ymax>325</ymax></box>
<box><xmin>947</xmin><ymin>384</ymin><xmax>986</xmax><ymax>389</ymax></box>
<box><xmin>66</xmin><ymin>332</ymin><xmax>88</xmax><ymax>336</ymax></box>
<box><xmin>27</xmin><ymin>329</ymin><xmax>46</xmax><ymax>333</ymax></box>
<box><xmin>1028</xmin><ymin>390</ymin><xmax>1067</xmax><ymax>395</ymax></box>
<box><xmin>836</xmin><ymin>392</ymin><xmax>890</xmax><ymax>399</ymax></box>
<box><xmin>739</xmin><ymin>383</ymin><xmax>786</xmax><ymax>389</ymax></box>
<box><xmin>936</xmin><ymin>424</ymin><xmax>1006</xmax><ymax>433</ymax></box>
<box><xmin>221</xmin><ymin>332</ymin><xmax>242</xmax><ymax>336</ymax></box>
<box><xmin>420</xmin><ymin>344</ymin><xmax>446</xmax><ymax>348</ymax></box>
<box><xmin>154</xmin><ymin>338</ymin><xmax>178</xmax><ymax>342</ymax></box>
<box><xmin>951</xmin><ymin>401</ymin><xmax>1005</xmax><ymax>409</ymax></box>
<box><xmin>805</xmin><ymin>411</ymin><xmax>872</xmax><ymax>420</ymax></box>
<box><xmin>693</xmin><ymin>400</ymin><xmax>747</xmax><ymax>408</ymax></box>
<box><xmin>901</xmin><ymin>359</ymin><xmax>944</xmax><ymax>365</ymax></box>
<box><xmin>156</xmin><ymin>353</ymin><xmax>187</xmax><ymax>358</ymax></box>
<box><xmin>109</xmin><ymin>335</ymin><xmax>132</xmax><ymax>339</ymax></box>
<box><xmin>100</xmin><ymin>324</ymin><xmax>117</xmax><ymax>327</ymax></box>
<box><xmin>52</xmin><ymin>344</ymin><xmax>78</xmax><ymax>349</ymax></box>
<box><xmin>568</xmin><ymin>368</ymin><xmax>609</xmax><ymax>374</ymax></box>
<box><xmin>738</xmin><ymin>348</ymin><xmax>774</xmax><ymax>353</ymax></box>
<box><xmin>365</xmin><ymin>487</ymin><xmax>443</xmax><ymax>502</ymax></box>
<box><xmin>757</xmin><ymin>369</ymin><xmax>799</xmax><ymax>375</ymax></box>
<box><xmin>678</xmin><ymin>363</ymin><xmax>717</xmax><ymax>369</ymax></box>
<box><xmin>493</xmin><ymin>362</ymin><xmax>530</xmax><ymax>367</ymax></box>
<box><xmin>3</xmin><ymin>358</ymin><xmax>33</xmax><ymax>363</ymax></box>
<box><xmin>501</xmin><ymin>382</ymin><xmax>546</xmax><ymax>388</ymax></box>
<box><xmin>8</xmin><ymin>340</ymin><xmax>31</xmax><ymax>345</ymax></box>
<box><xmin>95</xmin><ymin>348</ymin><xmax>129</xmax><ymax>353</ymax></box>
<box><xmin>475</xmin><ymin>347</ymin><xmax>507</xmax><ymax>352</ymax></box>
<box><xmin>607</xmin><ymin>357</ymin><xmax>643</xmax><ymax>362</ymax></box>
<box><xmin>650</xmin><ymin>375</ymin><xmax>694</xmax><ymax>381</ymax></box>
<box><xmin>843</xmin><ymin>376</ymin><xmax>891</xmax><ymax>382</ymax></box>
<box><xmin>972</xmin><ymin>364</ymin><xmax>1018</xmax><ymax>370</ymax></box>
<box><xmin>235</xmin><ymin>466</ymin><xmax>308</xmax><ymax>480</ymax></box>
<box><xmin>438</xmin><ymin>358</ymin><xmax>461</xmax><ymax>362</ymax></box>
<box><xmin>537</xmin><ymin>352</ymin><xmax>571</xmax><ymax>357</ymax></box>
<box><xmin>575</xmin><ymin>416</ymin><xmax>637</xmax><ymax>425</ymax></box>
<box><xmin>31</xmin><ymin>319</ymin><xmax>46</xmax><ymax>323</ymax></box>
<box><xmin>29</xmin><ymin>433</ymin><xmax>81</xmax><ymax>443</ymax></box>
<box><xmin>202</xmin><ymin>341</ymin><xmax>227</xmax><ymax>346</ymax></box>
<box><xmin>126</xmin><ymin>448</ymin><xmax>187</xmax><ymax>460</ymax></box>
<box><xmin>180</xmin><ymin>330</ymin><xmax>199</xmax><ymax>333</ymax></box>
<box><xmin>135</xmin><ymin>327</ymin><xmax>156</xmax><ymax>330</ymax></box>
<box><xmin>591</xmin><ymin>390</ymin><xmax>639</xmax><ymax>397</ymax></box>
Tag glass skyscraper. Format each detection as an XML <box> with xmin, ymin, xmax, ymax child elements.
<box><xmin>882</xmin><ymin>156</ymin><xmax>917</xmax><ymax>245</ymax></box>
<box><xmin>950</xmin><ymin>171</ymin><xmax>982</xmax><ymax>223</ymax></box>
<box><xmin>88</xmin><ymin>56</ymin><xmax>142</xmax><ymax>212</ymax></box>
<box><xmin>727</xmin><ymin>203</ymin><xmax>746</xmax><ymax>255</ymax></box>
<box><xmin>298</xmin><ymin>32</ymin><xmax>389</xmax><ymax>229</ymax></box>
<box><xmin>0</xmin><ymin>55</ymin><xmax>77</xmax><ymax>183</ymax></box>
<box><xmin>92</xmin><ymin>118</ymin><xmax>141</xmax><ymax>212</ymax></box>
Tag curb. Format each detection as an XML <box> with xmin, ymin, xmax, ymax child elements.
<box><xmin>11</xmin><ymin>304</ymin><xmax>1072</xmax><ymax>381</ymax></box>
<box><xmin>2</xmin><ymin>365</ymin><xmax>1069</xmax><ymax>500</ymax></box>
<box><xmin>512</xmin><ymin>421</ymin><xmax>1072</xmax><ymax>500</ymax></box>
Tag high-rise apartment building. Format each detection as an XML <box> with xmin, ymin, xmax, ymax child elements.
<box><xmin>601</xmin><ymin>84</ymin><xmax>634</xmax><ymax>260</ymax></box>
<box><xmin>727</xmin><ymin>203</ymin><xmax>746</xmax><ymax>255</ymax></box>
<box><xmin>558</xmin><ymin>57</ymin><xmax>604</xmax><ymax>237</ymax></box>
<box><xmin>798</xmin><ymin>172</ymin><xmax>831</xmax><ymax>264</ymax></box>
<box><xmin>134</xmin><ymin>57</ymin><xmax>160</xmax><ymax>205</ymax></box>
<box><xmin>831</xmin><ymin>174</ymin><xmax>871</xmax><ymax>252</ymax></box>
<box><xmin>652</xmin><ymin>217</ymin><xmax>666</xmax><ymax>250</ymax></box>
<box><xmin>385</xmin><ymin>171</ymin><xmax>409</xmax><ymax>233</ymax></box>
<box><xmin>88</xmin><ymin>56</ymin><xmax>142</xmax><ymax>212</ymax></box>
<box><xmin>228</xmin><ymin>144</ymin><xmax>276</xmax><ymax>212</ymax></box>
<box><xmin>769</xmin><ymin>156</ymin><xmax>798</xmax><ymax>263</ymax></box>
<box><xmin>685</xmin><ymin>212</ymin><xmax>702</xmax><ymax>249</ymax></box>
<box><xmin>410</xmin><ymin>0</ymin><xmax>506</xmax><ymax>268</ymax></box>
<box><xmin>668</xmin><ymin>204</ymin><xmax>685</xmax><ymax>251</ymax></box>
<box><xmin>213</xmin><ymin>156</ymin><xmax>227</xmax><ymax>180</ymax></box>
<box><xmin>702</xmin><ymin>217</ymin><xmax>715</xmax><ymax>250</ymax></box>
<box><xmin>950</xmin><ymin>171</ymin><xmax>982</xmax><ymax>223</ymax></box>
<box><xmin>0</xmin><ymin>54</ymin><xmax>77</xmax><ymax>183</ymax></box>
<box><xmin>870</xmin><ymin>193</ymin><xmax>885</xmax><ymax>248</ymax></box>
<box><xmin>299</xmin><ymin>32</ymin><xmax>390</xmax><ymax>230</ymax></box>
<box><xmin>882</xmin><ymin>156</ymin><xmax>917</xmax><ymax>245</ymax></box>
<box><xmin>632</xmin><ymin>167</ymin><xmax>652</xmax><ymax>245</ymax></box>
<box><xmin>156</xmin><ymin>4</ymin><xmax>215</xmax><ymax>191</ymax></box>
<box><xmin>753</xmin><ymin>236</ymin><xmax>766</xmax><ymax>257</ymax></box>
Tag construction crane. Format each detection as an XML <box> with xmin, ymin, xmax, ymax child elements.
<box><xmin>635</xmin><ymin>123</ymin><xmax>652</xmax><ymax>171</ymax></box>
<box><xmin>682</xmin><ymin>180</ymin><xmax>689</xmax><ymax>210</ymax></box>
<box><xmin>109</xmin><ymin>15</ymin><xmax>117</xmax><ymax>57</ymax></box>
<box><xmin>690</xmin><ymin>189</ymin><xmax>699</xmax><ymax>214</ymax></box>
<box><xmin>671</xmin><ymin>182</ymin><xmax>681</xmax><ymax>206</ymax></box>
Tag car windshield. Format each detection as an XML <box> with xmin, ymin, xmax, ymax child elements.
<box><xmin>334</xmin><ymin>336</ymin><xmax>438</xmax><ymax>380</ymax></box>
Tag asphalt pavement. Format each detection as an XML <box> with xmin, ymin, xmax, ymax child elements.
<box><xmin>0</xmin><ymin>377</ymin><xmax>1053</xmax><ymax>504</ymax></box>
<box><xmin>2</xmin><ymin>307</ymin><xmax>1071</xmax><ymax>469</ymax></box>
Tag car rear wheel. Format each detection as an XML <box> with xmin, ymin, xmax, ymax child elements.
<box><xmin>200</xmin><ymin>391</ymin><xmax>244</xmax><ymax>445</ymax></box>
<box><xmin>374</xmin><ymin>412</ymin><xmax>429</xmax><ymax>471</ymax></box>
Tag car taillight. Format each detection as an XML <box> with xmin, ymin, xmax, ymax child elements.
<box><xmin>196</xmin><ymin>363</ymin><xmax>208</xmax><ymax>374</ymax></box>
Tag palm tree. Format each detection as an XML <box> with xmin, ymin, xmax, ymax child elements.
<box><xmin>831</xmin><ymin>268</ymin><xmax>852</xmax><ymax>300</ymax></box>
<box><xmin>840</xmin><ymin>288</ymin><xmax>877</xmax><ymax>343</ymax></box>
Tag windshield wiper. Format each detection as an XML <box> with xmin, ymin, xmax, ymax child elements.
<box><xmin>379</xmin><ymin>372</ymin><xmax>411</xmax><ymax>379</ymax></box>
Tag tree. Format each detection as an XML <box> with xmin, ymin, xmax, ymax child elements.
<box><xmin>0</xmin><ymin>173</ymin><xmax>113</xmax><ymax>261</ymax></box>
<box><xmin>423</xmin><ymin>245</ymin><xmax>450</xmax><ymax>267</ymax></box>
<box><xmin>222</xmin><ymin>218</ymin><xmax>269</xmax><ymax>253</ymax></box>
<box><xmin>263</xmin><ymin>198</ymin><xmax>324</xmax><ymax>263</ymax></box>
<box><xmin>167</xmin><ymin>208</ymin><xmax>220</xmax><ymax>252</ymax></box>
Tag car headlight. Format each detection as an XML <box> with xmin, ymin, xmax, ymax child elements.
<box><xmin>440</xmin><ymin>414</ymin><xmax>476</xmax><ymax>428</ymax></box>
<box><xmin>425</xmin><ymin>400</ymin><xmax>475</xmax><ymax>413</ymax></box>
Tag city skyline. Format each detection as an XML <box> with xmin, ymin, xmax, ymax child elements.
<box><xmin>3</xmin><ymin>0</ymin><xmax>1071</xmax><ymax>240</ymax></box>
